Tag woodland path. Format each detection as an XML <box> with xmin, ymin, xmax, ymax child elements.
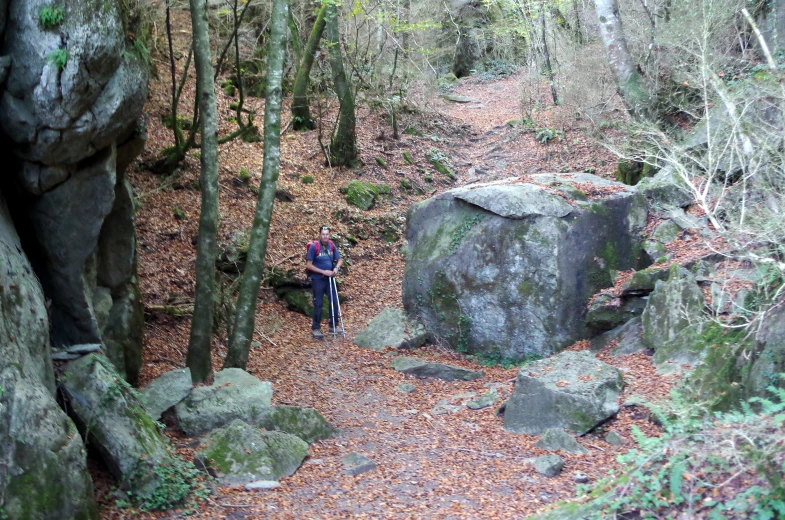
<box><xmin>115</xmin><ymin>61</ymin><xmax>672</xmax><ymax>519</ymax></box>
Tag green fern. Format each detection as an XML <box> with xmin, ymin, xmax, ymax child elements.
<box><xmin>39</xmin><ymin>5</ymin><xmax>64</xmax><ymax>29</ymax></box>
<box><xmin>47</xmin><ymin>48</ymin><xmax>68</xmax><ymax>71</ymax></box>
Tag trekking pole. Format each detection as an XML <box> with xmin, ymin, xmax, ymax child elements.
<box><xmin>328</xmin><ymin>274</ymin><xmax>337</xmax><ymax>339</ymax></box>
<box><xmin>331</xmin><ymin>276</ymin><xmax>345</xmax><ymax>337</ymax></box>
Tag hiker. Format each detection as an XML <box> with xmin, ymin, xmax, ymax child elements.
<box><xmin>306</xmin><ymin>225</ymin><xmax>343</xmax><ymax>338</ymax></box>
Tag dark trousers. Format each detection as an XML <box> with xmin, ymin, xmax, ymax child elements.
<box><xmin>311</xmin><ymin>276</ymin><xmax>339</xmax><ymax>330</ymax></box>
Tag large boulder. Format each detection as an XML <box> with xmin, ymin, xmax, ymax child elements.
<box><xmin>194</xmin><ymin>420</ymin><xmax>308</xmax><ymax>486</ymax></box>
<box><xmin>354</xmin><ymin>307</ymin><xmax>429</xmax><ymax>350</ymax></box>
<box><xmin>504</xmin><ymin>351</ymin><xmax>623</xmax><ymax>435</ymax></box>
<box><xmin>390</xmin><ymin>356</ymin><xmax>484</xmax><ymax>381</ymax></box>
<box><xmin>0</xmin><ymin>195</ymin><xmax>98</xmax><ymax>520</ymax></box>
<box><xmin>175</xmin><ymin>368</ymin><xmax>273</xmax><ymax>437</ymax></box>
<box><xmin>403</xmin><ymin>173</ymin><xmax>648</xmax><ymax>360</ymax></box>
<box><xmin>60</xmin><ymin>354</ymin><xmax>171</xmax><ymax>499</ymax></box>
<box><xmin>636</xmin><ymin>166</ymin><xmax>694</xmax><ymax>208</ymax></box>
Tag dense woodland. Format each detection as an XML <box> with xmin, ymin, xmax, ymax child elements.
<box><xmin>0</xmin><ymin>0</ymin><xmax>784</xmax><ymax>518</ymax></box>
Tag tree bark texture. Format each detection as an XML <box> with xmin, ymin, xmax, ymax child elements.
<box><xmin>186</xmin><ymin>0</ymin><xmax>220</xmax><ymax>383</ymax></box>
<box><xmin>291</xmin><ymin>3</ymin><xmax>327</xmax><ymax>131</ymax></box>
<box><xmin>325</xmin><ymin>0</ymin><xmax>358</xmax><ymax>166</ymax></box>
<box><xmin>224</xmin><ymin>0</ymin><xmax>289</xmax><ymax>369</ymax></box>
<box><xmin>540</xmin><ymin>7</ymin><xmax>559</xmax><ymax>105</ymax></box>
<box><xmin>594</xmin><ymin>0</ymin><xmax>652</xmax><ymax>120</ymax></box>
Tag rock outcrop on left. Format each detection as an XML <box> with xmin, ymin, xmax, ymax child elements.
<box><xmin>0</xmin><ymin>194</ymin><xmax>97</xmax><ymax>519</ymax></box>
<box><xmin>0</xmin><ymin>0</ymin><xmax>149</xmax><ymax>383</ymax></box>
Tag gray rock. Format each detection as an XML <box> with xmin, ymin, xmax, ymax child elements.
<box><xmin>622</xmin><ymin>394</ymin><xmax>649</xmax><ymax>407</ymax></box>
<box><xmin>245</xmin><ymin>480</ymin><xmax>281</xmax><ymax>491</ymax></box>
<box><xmin>342</xmin><ymin>452</ymin><xmax>377</xmax><ymax>476</ymax></box>
<box><xmin>620</xmin><ymin>268</ymin><xmax>671</xmax><ymax>296</ymax></box>
<box><xmin>574</xmin><ymin>472</ymin><xmax>589</xmax><ymax>484</ymax></box>
<box><xmin>354</xmin><ymin>307</ymin><xmax>429</xmax><ymax>350</ymax></box>
<box><xmin>651</xmin><ymin>220</ymin><xmax>681</xmax><ymax>243</ymax></box>
<box><xmin>586</xmin><ymin>295</ymin><xmax>647</xmax><ymax>331</ymax></box>
<box><xmin>533</xmin><ymin>455</ymin><xmax>564</xmax><ymax>477</ymax></box>
<box><xmin>656</xmin><ymin>361</ymin><xmax>684</xmax><ymax>377</ymax></box>
<box><xmin>97</xmin><ymin>173</ymin><xmax>137</xmax><ymax>291</ymax></box>
<box><xmin>0</xmin><ymin>195</ymin><xmax>98</xmax><ymax>519</ymax></box>
<box><xmin>666</xmin><ymin>206</ymin><xmax>706</xmax><ymax>231</ymax></box>
<box><xmin>432</xmin><ymin>401</ymin><xmax>464</xmax><ymax>415</ymax></box>
<box><xmin>403</xmin><ymin>173</ymin><xmax>648</xmax><ymax>360</ymax></box>
<box><xmin>748</xmin><ymin>304</ymin><xmax>785</xmax><ymax>396</ymax></box>
<box><xmin>642</xmin><ymin>239</ymin><xmax>667</xmax><ymax>262</ymax></box>
<box><xmin>504</xmin><ymin>351</ymin><xmax>623</xmax><ymax>435</ymax></box>
<box><xmin>467</xmin><ymin>389</ymin><xmax>498</xmax><ymax>410</ymax></box>
<box><xmin>442</xmin><ymin>95</ymin><xmax>475</xmax><ymax>103</ymax></box>
<box><xmin>390</xmin><ymin>356</ymin><xmax>483</xmax><ymax>381</ymax></box>
<box><xmin>605</xmin><ymin>430</ymin><xmax>625</xmax><ymax>446</ymax></box>
<box><xmin>642</xmin><ymin>267</ymin><xmax>707</xmax><ymax>360</ymax></box>
<box><xmin>66</xmin><ymin>343</ymin><xmax>103</xmax><ymax>354</ymax></box>
<box><xmin>175</xmin><ymin>368</ymin><xmax>273</xmax><ymax>437</ymax></box>
<box><xmin>535</xmin><ymin>428</ymin><xmax>589</xmax><ymax>454</ymax></box>
<box><xmin>258</xmin><ymin>405</ymin><xmax>337</xmax><ymax>444</ymax></box>
<box><xmin>60</xmin><ymin>354</ymin><xmax>171</xmax><ymax>499</ymax></box>
<box><xmin>29</xmin><ymin>146</ymin><xmax>117</xmax><ymax>347</ymax></box>
<box><xmin>140</xmin><ymin>368</ymin><xmax>193</xmax><ymax>420</ymax></box>
<box><xmin>195</xmin><ymin>420</ymin><xmax>308</xmax><ymax>486</ymax></box>
<box><xmin>101</xmin><ymin>285</ymin><xmax>144</xmax><ymax>384</ymax></box>
<box><xmin>93</xmin><ymin>286</ymin><xmax>114</xmax><ymax>330</ymax></box>
<box><xmin>52</xmin><ymin>351</ymin><xmax>82</xmax><ymax>361</ymax></box>
<box><xmin>591</xmin><ymin>317</ymin><xmax>646</xmax><ymax>357</ymax></box>
<box><xmin>636</xmin><ymin>166</ymin><xmax>694</xmax><ymax>208</ymax></box>
<box><xmin>396</xmin><ymin>383</ymin><xmax>417</xmax><ymax>394</ymax></box>
<box><xmin>450</xmin><ymin>183</ymin><xmax>575</xmax><ymax>219</ymax></box>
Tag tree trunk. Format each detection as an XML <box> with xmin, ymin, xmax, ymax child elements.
<box><xmin>326</xmin><ymin>1</ymin><xmax>357</xmax><ymax>166</ymax></box>
<box><xmin>594</xmin><ymin>0</ymin><xmax>652</xmax><ymax>120</ymax></box>
<box><xmin>572</xmin><ymin>0</ymin><xmax>585</xmax><ymax>44</ymax></box>
<box><xmin>540</xmin><ymin>7</ymin><xmax>559</xmax><ymax>105</ymax></box>
<box><xmin>288</xmin><ymin>8</ymin><xmax>302</xmax><ymax>67</ymax></box>
<box><xmin>224</xmin><ymin>0</ymin><xmax>288</xmax><ymax>369</ymax></box>
<box><xmin>186</xmin><ymin>0</ymin><xmax>220</xmax><ymax>383</ymax></box>
<box><xmin>291</xmin><ymin>3</ymin><xmax>327</xmax><ymax>131</ymax></box>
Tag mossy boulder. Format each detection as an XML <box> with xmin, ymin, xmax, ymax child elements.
<box><xmin>402</xmin><ymin>173</ymin><xmax>649</xmax><ymax>360</ymax></box>
<box><xmin>258</xmin><ymin>405</ymin><xmax>337</xmax><ymax>444</ymax></box>
<box><xmin>139</xmin><ymin>368</ymin><xmax>192</xmax><ymax>420</ymax></box>
<box><xmin>620</xmin><ymin>267</ymin><xmax>670</xmax><ymax>295</ymax></box>
<box><xmin>585</xmin><ymin>294</ymin><xmax>647</xmax><ymax>331</ymax></box>
<box><xmin>590</xmin><ymin>317</ymin><xmax>646</xmax><ymax>356</ymax></box>
<box><xmin>174</xmin><ymin>368</ymin><xmax>272</xmax><ymax>437</ymax></box>
<box><xmin>194</xmin><ymin>419</ymin><xmax>308</xmax><ymax>486</ymax></box>
<box><xmin>636</xmin><ymin>166</ymin><xmax>694</xmax><ymax>208</ymax></box>
<box><xmin>504</xmin><ymin>351</ymin><xmax>623</xmax><ymax>435</ymax></box>
<box><xmin>641</xmin><ymin>266</ymin><xmax>706</xmax><ymax>356</ymax></box>
<box><xmin>354</xmin><ymin>307</ymin><xmax>429</xmax><ymax>350</ymax></box>
<box><xmin>346</xmin><ymin>180</ymin><xmax>379</xmax><ymax>210</ymax></box>
<box><xmin>60</xmin><ymin>354</ymin><xmax>171</xmax><ymax>499</ymax></box>
<box><xmin>534</xmin><ymin>428</ymin><xmax>589</xmax><ymax>454</ymax></box>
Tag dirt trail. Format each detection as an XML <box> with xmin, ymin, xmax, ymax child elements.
<box><xmin>117</xmin><ymin>61</ymin><xmax>672</xmax><ymax>519</ymax></box>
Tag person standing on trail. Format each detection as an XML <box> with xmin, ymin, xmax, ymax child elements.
<box><xmin>306</xmin><ymin>225</ymin><xmax>343</xmax><ymax>338</ymax></box>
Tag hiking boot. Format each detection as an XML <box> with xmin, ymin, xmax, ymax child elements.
<box><xmin>329</xmin><ymin>326</ymin><xmax>344</xmax><ymax>334</ymax></box>
<box><xmin>312</xmin><ymin>329</ymin><xmax>324</xmax><ymax>339</ymax></box>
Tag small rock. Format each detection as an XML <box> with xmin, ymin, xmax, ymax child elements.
<box><xmin>534</xmin><ymin>455</ymin><xmax>564</xmax><ymax>478</ymax></box>
<box><xmin>245</xmin><ymin>480</ymin><xmax>281</xmax><ymax>491</ymax></box>
<box><xmin>442</xmin><ymin>95</ymin><xmax>475</xmax><ymax>103</ymax></box>
<box><xmin>605</xmin><ymin>431</ymin><xmax>625</xmax><ymax>446</ymax></box>
<box><xmin>354</xmin><ymin>308</ymin><xmax>429</xmax><ymax>351</ymax></box>
<box><xmin>432</xmin><ymin>401</ymin><xmax>463</xmax><ymax>415</ymax></box>
<box><xmin>467</xmin><ymin>389</ymin><xmax>498</xmax><ymax>410</ymax></box>
<box><xmin>534</xmin><ymin>428</ymin><xmax>589</xmax><ymax>454</ymax></box>
<box><xmin>140</xmin><ymin>368</ymin><xmax>192</xmax><ymax>421</ymax></box>
<box><xmin>52</xmin><ymin>351</ymin><xmax>81</xmax><ymax>361</ymax></box>
<box><xmin>390</xmin><ymin>357</ymin><xmax>483</xmax><ymax>381</ymax></box>
<box><xmin>342</xmin><ymin>453</ymin><xmax>376</xmax><ymax>476</ymax></box>
<box><xmin>574</xmin><ymin>472</ymin><xmax>590</xmax><ymax>484</ymax></box>
<box><xmin>403</xmin><ymin>409</ymin><xmax>419</xmax><ymax>415</ymax></box>
<box><xmin>65</xmin><ymin>343</ymin><xmax>103</xmax><ymax>354</ymax></box>
<box><xmin>622</xmin><ymin>394</ymin><xmax>648</xmax><ymax>407</ymax></box>
<box><xmin>396</xmin><ymin>383</ymin><xmax>416</xmax><ymax>394</ymax></box>
<box><xmin>652</xmin><ymin>220</ymin><xmax>681</xmax><ymax>244</ymax></box>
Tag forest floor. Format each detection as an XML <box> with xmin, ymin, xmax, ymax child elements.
<box><xmin>97</xmin><ymin>15</ymin><xmax>684</xmax><ymax>519</ymax></box>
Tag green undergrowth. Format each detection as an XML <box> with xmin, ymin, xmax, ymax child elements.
<box><xmin>117</xmin><ymin>455</ymin><xmax>211</xmax><ymax>514</ymax></box>
<box><xmin>534</xmin><ymin>379</ymin><xmax>785</xmax><ymax>519</ymax></box>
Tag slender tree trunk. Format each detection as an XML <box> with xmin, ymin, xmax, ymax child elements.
<box><xmin>540</xmin><ymin>7</ymin><xmax>559</xmax><ymax>105</ymax></box>
<box><xmin>186</xmin><ymin>0</ymin><xmax>220</xmax><ymax>383</ymax></box>
<box><xmin>224</xmin><ymin>0</ymin><xmax>289</xmax><ymax>369</ymax></box>
<box><xmin>326</xmin><ymin>0</ymin><xmax>357</xmax><ymax>166</ymax></box>
<box><xmin>291</xmin><ymin>3</ymin><xmax>327</xmax><ymax>131</ymax></box>
<box><xmin>594</xmin><ymin>0</ymin><xmax>652</xmax><ymax>120</ymax></box>
<box><xmin>572</xmin><ymin>0</ymin><xmax>585</xmax><ymax>44</ymax></box>
<box><xmin>166</xmin><ymin>5</ymin><xmax>183</xmax><ymax>148</ymax></box>
<box><xmin>288</xmin><ymin>8</ymin><xmax>302</xmax><ymax>66</ymax></box>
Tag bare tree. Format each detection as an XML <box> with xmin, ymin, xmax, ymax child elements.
<box><xmin>186</xmin><ymin>0</ymin><xmax>220</xmax><ymax>383</ymax></box>
<box><xmin>225</xmin><ymin>0</ymin><xmax>289</xmax><ymax>369</ymax></box>
<box><xmin>593</xmin><ymin>0</ymin><xmax>652</xmax><ymax>120</ymax></box>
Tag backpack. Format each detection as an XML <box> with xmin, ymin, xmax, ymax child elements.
<box><xmin>305</xmin><ymin>240</ymin><xmax>336</xmax><ymax>274</ymax></box>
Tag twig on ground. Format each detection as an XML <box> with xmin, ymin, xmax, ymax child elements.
<box><xmin>255</xmin><ymin>327</ymin><xmax>278</xmax><ymax>347</ymax></box>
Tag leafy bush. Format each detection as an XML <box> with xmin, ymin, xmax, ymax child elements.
<box><xmin>551</xmin><ymin>381</ymin><xmax>785</xmax><ymax>519</ymax></box>
<box><xmin>39</xmin><ymin>5</ymin><xmax>64</xmax><ymax>29</ymax></box>
<box><xmin>120</xmin><ymin>456</ymin><xmax>211</xmax><ymax>513</ymax></box>
<box><xmin>534</xmin><ymin>127</ymin><xmax>563</xmax><ymax>144</ymax></box>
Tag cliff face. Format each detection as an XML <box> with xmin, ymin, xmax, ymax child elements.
<box><xmin>0</xmin><ymin>0</ymin><xmax>148</xmax><ymax>381</ymax></box>
<box><xmin>0</xmin><ymin>0</ymin><xmax>149</xmax><ymax>515</ymax></box>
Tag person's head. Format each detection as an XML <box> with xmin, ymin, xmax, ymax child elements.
<box><xmin>319</xmin><ymin>225</ymin><xmax>330</xmax><ymax>243</ymax></box>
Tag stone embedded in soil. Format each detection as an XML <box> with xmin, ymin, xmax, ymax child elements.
<box><xmin>534</xmin><ymin>428</ymin><xmax>589</xmax><ymax>454</ymax></box>
<box><xmin>139</xmin><ymin>367</ymin><xmax>192</xmax><ymax>420</ymax></box>
<box><xmin>342</xmin><ymin>452</ymin><xmax>376</xmax><ymax>476</ymax></box>
<box><xmin>245</xmin><ymin>480</ymin><xmax>281</xmax><ymax>491</ymax></box>
<box><xmin>467</xmin><ymin>389</ymin><xmax>498</xmax><ymax>410</ymax></box>
<box><xmin>396</xmin><ymin>383</ymin><xmax>417</xmax><ymax>394</ymax></box>
<box><xmin>533</xmin><ymin>455</ymin><xmax>564</xmax><ymax>477</ymax></box>
<box><xmin>353</xmin><ymin>307</ymin><xmax>429</xmax><ymax>351</ymax></box>
<box><xmin>390</xmin><ymin>357</ymin><xmax>483</xmax><ymax>381</ymax></box>
<box><xmin>605</xmin><ymin>430</ymin><xmax>625</xmax><ymax>446</ymax></box>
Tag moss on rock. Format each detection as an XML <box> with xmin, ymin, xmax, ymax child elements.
<box><xmin>346</xmin><ymin>180</ymin><xmax>379</xmax><ymax>210</ymax></box>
